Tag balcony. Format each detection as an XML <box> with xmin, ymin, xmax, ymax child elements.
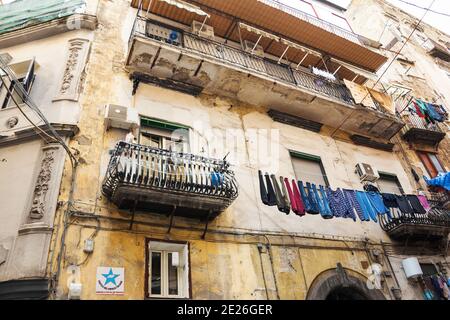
<box><xmin>131</xmin><ymin>0</ymin><xmax>387</xmax><ymax>72</ymax></box>
<box><xmin>400</xmin><ymin>113</ymin><xmax>446</xmax><ymax>147</ymax></box>
<box><xmin>102</xmin><ymin>141</ymin><xmax>238</xmax><ymax>221</ymax></box>
<box><xmin>380</xmin><ymin>195</ymin><xmax>450</xmax><ymax>241</ymax></box>
<box><xmin>127</xmin><ymin>17</ymin><xmax>404</xmax><ymax>141</ymax></box>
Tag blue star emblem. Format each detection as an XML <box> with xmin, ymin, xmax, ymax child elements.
<box><xmin>102</xmin><ymin>268</ymin><xmax>120</xmax><ymax>286</ymax></box>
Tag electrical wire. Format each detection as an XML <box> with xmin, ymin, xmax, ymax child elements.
<box><xmin>0</xmin><ymin>58</ymin><xmax>77</xmax><ymax>166</ymax></box>
<box><xmin>394</xmin><ymin>0</ymin><xmax>450</xmax><ymax>18</ymax></box>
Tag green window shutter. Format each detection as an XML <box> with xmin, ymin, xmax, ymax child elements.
<box><xmin>140</xmin><ymin>117</ymin><xmax>189</xmax><ymax>131</ymax></box>
<box><xmin>289</xmin><ymin>150</ymin><xmax>321</xmax><ymax>162</ymax></box>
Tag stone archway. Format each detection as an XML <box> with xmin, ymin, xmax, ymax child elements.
<box><xmin>306</xmin><ymin>264</ymin><xmax>386</xmax><ymax>300</ymax></box>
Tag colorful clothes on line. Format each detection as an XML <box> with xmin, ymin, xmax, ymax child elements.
<box><xmin>280</xmin><ymin>176</ymin><xmax>291</xmax><ymax>214</ymax></box>
<box><xmin>355</xmin><ymin>191</ymin><xmax>378</xmax><ymax>222</ymax></box>
<box><xmin>326</xmin><ymin>188</ymin><xmax>356</xmax><ymax>221</ymax></box>
<box><xmin>292</xmin><ymin>180</ymin><xmax>306</xmax><ymax>216</ymax></box>
<box><xmin>417</xmin><ymin>195</ymin><xmax>432</xmax><ymax>213</ymax></box>
<box><xmin>271</xmin><ymin>174</ymin><xmax>290</xmax><ymax>214</ymax></box>
<box><xmin>284</xmin><ymin>178</ymin><xmax>297</xmax><ymax>215</ymax></box>
<box><xmin>395</xmin><ymin>195</ymin><xmax>414</xmax><ymax>214</ymax></box>
<box><xmin>306</xmin><ymin>182</ymin><xmax>320</xmax><ymax>215</ymax></box>
<box><xmin>407</xmin><ymin>195</ymin><xmax>427</xmax><ymax>215</ymax></box>
<box><xmin>258</xmin><ymin>170</ymin><xmax>269</xmax><ymax>205</ymax></box>
<box><xmin>343</xmin><ymin>189</ymin><xmax>368</xmax><ymax>222</ymax></box>
<box><xmin>366</xmin><ymin>192</ymin><xmax>391</xmax><ymax>219</ymax></box>
<box><xmin>264</xmin><ymin>173</ymin><xmax>277</xmax><ymax>206</ymax></box>
<box><xmin>382</xmin><ymin>193</ymin><xmax>398</xmax><ymax>209</ymax></box>
<box><xmin>298</xmin><ymin>181</ymin><xmax>314</xmax><ymax>214</ymax></box>
<box><xmin>313</xmin><ymin>184</ymin><xmax>333</xmax><ymax>219</ymax></box>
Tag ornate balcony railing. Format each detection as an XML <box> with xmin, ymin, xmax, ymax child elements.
<box><xmin>131</xmin><ymin>17</ymin><xmax>356</xmax><ymax>106</ymax></box>
<box><xmin>258</xmin><ymin>0</ymin><xmax>362</xmax><ymax>45</ymax></box>
<box><xmin>379</xmin><ymin>196</ymin><xmax>450</xmax><ymax>240</ymax></box>
<box><xmin>102</xmin><ymin>141</ymin><xmax>238</xmax><ymax>219</ymax></box>
<box><xmin>395</xmin><ymin>97</ymin><xmax>446</xmax><ymax>146</ymax></box>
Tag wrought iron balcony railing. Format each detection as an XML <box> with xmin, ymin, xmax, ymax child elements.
<box><xmin>379</xmin><ymin>196</ymin><xmax>450</xmax><ymax>240</ymax></box>
<box><xmin>259</xmin><ymin>0</ymin><xmax>362</xmax><ymax>45</ymax></box>
<box><xmin>102</xmin><ymin>141</ymin><xmax>238</xmax><ymax>219</ymax></box>
<box><xmin>131</xmin><ymin>17</ymin><xmax>356</xmax><ymax>106</ymax></box>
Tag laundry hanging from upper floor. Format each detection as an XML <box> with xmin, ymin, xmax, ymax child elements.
<box><xmin>258</xmin><ymin>171</ymin><xmax>432</xmax><ymax>224</ymax></box>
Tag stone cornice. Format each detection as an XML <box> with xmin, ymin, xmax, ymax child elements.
<box><xmin>0</xmin><ymin>123</ymin><xmax>79</xmax><ymax>147</ymax></box>
<box><xmin>0</xmin><ymin>14</ymin><xmax>97</xmax><ymax>49</ymax></box>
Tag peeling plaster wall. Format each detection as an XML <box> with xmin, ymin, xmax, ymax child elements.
<box><xmin>46</xmin><ymin>0</ymin><xmax>450</xmax><ymax>300</ymax></box>
<box><xmin>346</xmin><ymin>0</ymin><xmax>450</xmax><ymax>172</ymax></box>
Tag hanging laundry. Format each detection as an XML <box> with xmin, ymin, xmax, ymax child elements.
<box><xmin>417</xmin><ymin>195</ymin><xmax>432</xmax><ymax>213</ymax></box>
<box><xmin>298</xmin><ymin>181</ymin><xmax>319</xmax><ymax>214</ymax></box>
<box><xmin>211</xmin><ymin>171</ymin><xmax>224</xmax><ymax>187</ymax></box>
<box><xmin>382</xmin><ymin>193</ymin><xmax>398</xmax><ymax>209</ymax></box>
<box><xmin>313</xmin><ymin>184</ymin><xmax>333</xmax><ymax>219</ymax></box>
<box><xmin>326</xmin><ymin>188</ymin><xmax>356</xmax><ymax>221</ymax></box>
<box><xmin>410</xmin><ymin>100</ymin><xmax>425</xmax><ymax>118</ymax></box>
<box><xmin>298</xmin><ymin>181</ymin><xmax>315</xmax><ymax>214</ymax></box>
<box><xmin>395</xmin><ymin>195</ymin><xmax>415</xmax><ymax>214</ymax></box>
<box><xmin>264</xmin><ymin>172</ymin><xmax>277</xmax><ymax>206</ymax></box>
<box><xmin>279</xmin><ymin>176</ymin><xmax>291</xmax><ymax>215</ymax></box>
<box><xmin>406</xmin><ymin>195</ymin><xmax>427</xmax><ymax>215</ymax></box>
<box><xmin>424</xmin><ymin>172</ymin><xmax>450</xmax><ymax>191</ymax></box>
<box><xmin>363</xmin><ymin>183</ymin><xmax>380</xmax><ymax>193</ymax></box>
<box><xmin>306</xmin><ymin>182</ymin><xmax>321</xmax><ymax>215</ymax></box>
<box><xmin>271</xmin><ymin>174</ymin><xmax>289</xmax><ymax>213</ymax></box>
<box><xmin>366</xmin><ymin>192</ymin><xmax>391</xmax><ymax>219</ymax></box>
<box><xmin>416</xmin><ymin>99</ymin><xmax>436</xmax><ymax>124</ymax></box>
<box><xmin>355</xmin><ymin>191</ymin><xmax>378</xmax><ymax>222</ymax></box>
<box><xmin>344</xmin><ymin>189</ymin><xmax>369</xmax><ymax>222</ymax></box>
<box><xmin>426</xmin><ymin>103</ymin><xmax>445</xmax><ymax>122</ymax></box>
<box><xmin>258</xmin><ymin>170</ymin><xmax>269</xmax><ymax>205</ymax></box>
<box><xmin>291</xmin><ymin>179</ymin><xmax>306</xmax><ymax>216</ymax></box>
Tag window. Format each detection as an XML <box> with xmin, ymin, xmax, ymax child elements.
<box><xmin>147</xmin><ymin>241</ymin><xmax>189</xmax><ymax>299</ymax></box>
<box><xmin>290</xmin><ymin>151</ymin><xmax>329</xmax><ymax>186</ymax></box>
<box><xmin>420</xmin><ymin>263</ymin><xmax>438</xmax><ymax>277</ymax></box>
<box><xmin>0</xmin><ymin>59</ymin><xmax>35</xmax><ymax>110</ymax></box>
<box><xmin>139</xmin><ymin>118</ymin><xmax>189</xmax><ymax>153</ymax></box>
<box><xmin>417</xmin><ymin>152</ymin><xmax>446</xmax><ymax>178</ymax></box>
<box><xmin>377</xmin><ymin>172</ymin><xmax>404</xmax><ymax>195</ymax></box>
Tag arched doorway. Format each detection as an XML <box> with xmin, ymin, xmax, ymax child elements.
<box><xmin>306</xmin><ymin>264</ymin><xmax>386</xmax><ymax>300</ymax></box>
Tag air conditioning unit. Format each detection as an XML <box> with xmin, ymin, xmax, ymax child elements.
<box><xmin>104</xmin><ymin>104</ymin><xmax>140</xmax><ymax>130</ymax></box>
<box><xmin>146</xmin><ymin>23</ymin><xmax>182</xmax><ymax>46</ymax></box>
<box><xmin>355</xmin><ymin>163</ymin><xmax>380</xmax><ymax>182</ymax></box>
<box><xmin>192</xmin><ymin>21</ymin><xmax>215</xmax><ymax>39</ymax></box>
<box><xmin>243</xmin><ymin>40</ymin><xmax>265</xmax><ymax>58</ymax></box>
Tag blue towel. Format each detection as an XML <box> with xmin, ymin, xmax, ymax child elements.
<box><xmin>355</xmin><ymin>191</ymin><xmax>378</xmax><ymax>223</ymax></box>
<box><xmin>424</xmin><ymin>173</ymin><xmax>450</xmax><ymax>191</ymax></box>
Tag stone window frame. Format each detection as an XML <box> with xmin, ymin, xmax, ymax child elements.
<box><xmin>145</xmin><ymin>239</ymin><xmax>191</xmax><ymax>299</ymax></box>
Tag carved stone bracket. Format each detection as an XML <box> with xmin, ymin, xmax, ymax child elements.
<box><xmin>27</xmin><ymin>144</ymin><xmax>65</xmax><ymax>223</ymax></box>
<box><xmin>53</xmin><ymin>38</ymin><xmax>90</xmax><ymax>102</ymax></box>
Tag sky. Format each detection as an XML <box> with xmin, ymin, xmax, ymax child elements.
<box><xmin>2</xmin><ymin>0</ymin><xmax>449</xmax><ymax>35</ymax></box>
<box><xmin>329</xmin><ymin>0</ymin><xmax>450</xmax><ymax>35</ymax></box>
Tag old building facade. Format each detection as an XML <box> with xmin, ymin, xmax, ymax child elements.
<box><xmin>0</xmin><ymin>0</ymin><xmax>449</xmax><ymax>300</ymax></box>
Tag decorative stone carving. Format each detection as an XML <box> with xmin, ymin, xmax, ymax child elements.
<box><xmin>6</xmin><ymin>116</ymin><xmax>19</xmax><ymax>129</ymax></box>
<box><xmin>53</xmin><ymin>38</ymin><xmax>90</xmax><ymax>102</ymax></box>
<box><xmin>29</xmin><ymin>148</ymin><xmax>55</xmax><ymax>220</ymax></box>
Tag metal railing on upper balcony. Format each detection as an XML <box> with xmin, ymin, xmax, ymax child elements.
<box><xmin>102</xmin><ymin>141</ymin><xmax>239</xmax><ymax>204</ymax></box>
<box><xmin>395</xmin><ymin>96</ymin><xmax>444</xmax><ymax>134</ymax></box>
<box><xmin>258</xmin><ymin>0</ymin><xmax>362</xmax><ymax>44</ymax></box>
<box><xmin>131</xmin><ymin>16</ymin><xmax>356</xmax><ymax>106</ymax></box>
<box><xmin>379</xmin><ymin>200</ymin><xmax>450</xmax><ymax>234</ymax></box>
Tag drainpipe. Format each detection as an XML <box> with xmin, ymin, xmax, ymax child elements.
<box><xmin>381</xmin><ymin>241</ymin><xmax>403</xmax><ymax>300</ymax></box>
<box><xmin>261</xmin><ymin>235</ymin><xmax>280</xmax><ymax>300</ymax></box>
